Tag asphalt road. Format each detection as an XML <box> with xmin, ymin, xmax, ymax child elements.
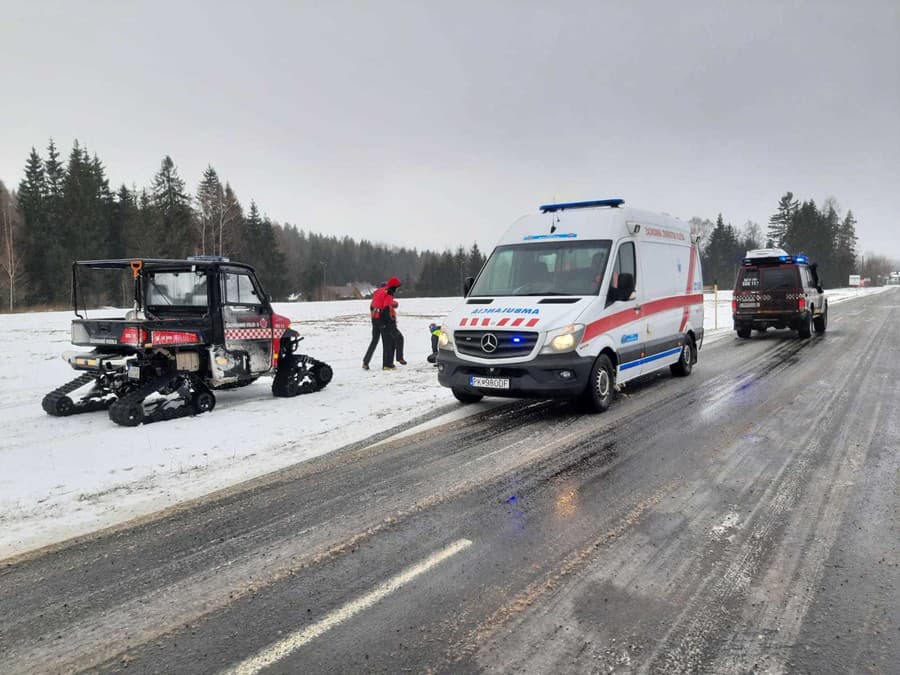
<box><xmin>2</xmin><ymin>289</ymin><xmax>897</xmax><ymax>674</ymax></box>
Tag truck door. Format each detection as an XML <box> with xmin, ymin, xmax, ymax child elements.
<box><xmin>219</xmin><ymin>269</ymin><xmax>274</xmax><ymax>376</ymax></box>
<box><xmin>607</xmin><ymin>241</ymin><xmax>645</xmax><ymax>380</ymax></box>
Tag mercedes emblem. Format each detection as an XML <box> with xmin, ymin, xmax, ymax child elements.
<box><xmin>481</xmin><ymin>333</ymin><xmax>499</xmax><ymax>353</ymax></box>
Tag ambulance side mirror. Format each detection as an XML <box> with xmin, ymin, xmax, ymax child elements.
<box><xmin>463</xmin><ymin>276</ymin><xmax>475</xmax><ymax>296</ymax></box>
<box><xmin>616</xmin><ymin>273</ymin><xmax>635</xmax><ymax>301</ymax></box>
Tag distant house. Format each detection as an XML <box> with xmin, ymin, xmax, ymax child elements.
<box><xmin>322</xmin><ymin>283</ymin><xmax>378</xmax><ymax>301</ymax></box>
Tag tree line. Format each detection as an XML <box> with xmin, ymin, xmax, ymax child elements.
<box><xmin>0</xmin><ymin>140</ymin><xmax>887</xmax><ymax>311</ymax></box>
<box><xmin>0</xmin><ymin>139</ymin><xmax>486</xmax><ymax>311</ymax></box>
<box><xmin>696</xmin><ymin>192</ymin><xmax>864</xmax><ymax>289</ymax></box>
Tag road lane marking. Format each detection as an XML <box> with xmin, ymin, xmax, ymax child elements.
<box><xmin>224</xmin><ymin>538</ymin><xmax>473</xmax><ymax>675</ymax></box>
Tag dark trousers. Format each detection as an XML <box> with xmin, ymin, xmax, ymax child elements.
<box><xmin>363</xmin><ymin>318</ymin><xmax>381</xmax><ymax>365</ymax></box>
<box><xmin>381</xmin><ymin>320</ymin><xmax>404</xmax><ymax>367</ymax></box>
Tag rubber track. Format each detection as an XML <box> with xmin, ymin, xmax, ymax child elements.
<box><xmin>41</xmin><ymin>373</ymin><xmax>114</xmax><ymax>417</ymax></box>
<box><xmin>272</xmin><ymin>355</ymin><xmax>331</xmax><ymax>397</ymax></box>
<box><xmin>108</xmin><ymin>373</ymin><xmax>211</xmax><ymax>427</ymax></box>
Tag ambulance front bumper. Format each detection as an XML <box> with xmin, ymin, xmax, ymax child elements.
<box><xmin>436</xmin><ymin>351</ymin><xmax>594</xmax><ymax>398</ymax></box>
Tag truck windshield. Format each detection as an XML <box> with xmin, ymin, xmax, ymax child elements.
<box><xmin>470</xmin><ymin>240</ymin><xmax>612</xmax><ymax>297</ymax></box>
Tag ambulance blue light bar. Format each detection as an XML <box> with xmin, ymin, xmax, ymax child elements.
<box><xmin>540</xmin><ymin>198</ymin><xmax>624</xmax><ymax>213</ymax></box>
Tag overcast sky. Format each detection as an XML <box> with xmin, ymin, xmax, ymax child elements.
<box><xmin>2</xmin><ymin>0</ymin><xmax>898</xmax><ymax>257</ymax></box>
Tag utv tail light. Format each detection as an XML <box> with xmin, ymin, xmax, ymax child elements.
<box><xmin>798</xmin><ymin>298</ymin><xmax>806</xmax><ymax>311</ymax></box>
<box><xmin>151</xmin><ymin>330</ymin><xmax>200</xmax><ymax>346</ymax></box>
<box><xmin>120</xmin><ymin>327</ymin><xmax>149</xmax><ymax>346</ymax></box>
<box><xmin>731</xmin><ymin>299</ymin><xmax>737</xmax><ymax>313</ymax></box>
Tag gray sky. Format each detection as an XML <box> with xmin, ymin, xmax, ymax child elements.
<box><xmin>2</xmin><ymin>0</ymin><xmax>898</xmax><ymax>257</ymax></box>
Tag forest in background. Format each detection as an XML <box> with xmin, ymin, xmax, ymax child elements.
<box><xmin>0</xmin><ymin>139</ymin><xmax>893</xmax><ymax>312</ymax></box>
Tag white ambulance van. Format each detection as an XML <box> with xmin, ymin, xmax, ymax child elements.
<box><xmin>436</xmin><ymin>198</ymin><xmax>704</xmax><ymax>411</ymax></box>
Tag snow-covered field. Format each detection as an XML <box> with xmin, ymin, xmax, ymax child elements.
<box><xmin>0</xmin><ymin>287</ymin><xmax>891</xmax><ymax>559</ymax></box>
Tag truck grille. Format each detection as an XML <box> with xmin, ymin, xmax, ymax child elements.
<box><xmin>455</xmin><ymin>330</ymin><xmax>538</xmax><ymax>359</ymax></box>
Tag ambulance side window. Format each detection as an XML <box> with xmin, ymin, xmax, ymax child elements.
<box><xmin>607</xmin><ymin>242</ymin><xmax>636</xmax><ymax>306</ymax></box>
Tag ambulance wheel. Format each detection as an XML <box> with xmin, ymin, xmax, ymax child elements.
<box><xmin>813</xmin><ymin>305</ymin><xmax>828</xmax><ymax>334</ymax></box>
<box><xmin>452</xmin><ymin>388</ymin><xmax>483</xmax><ymax>404</ymax></box>
<box><xmin>736</xmin><ymin>327</ymin><xmax>751</xmax><ymax>339</ymax></box>
<box><xmin>670</xmin><ymin>335</ymin><xmax>695</xmax><ymax>377</ymax></box>
<box><xmin>585</xmin><ymin>354</ymin><xmax>615</xmax><ymax>413</ymax></box>
<box><xmin>797</xmin><ymin>313</ymin><xmax>812</xmax><ymax>339</ymax></box>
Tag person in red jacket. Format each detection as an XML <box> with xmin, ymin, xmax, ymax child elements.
<box><xmin>379</xmin><ymin>276</ymin><xmax>406</xmax><ymax>370</ymax></box>
<box><xmin>362</xmin><ymin>282</ymin><xmax>387</xmax><ymax>370</ymax></box>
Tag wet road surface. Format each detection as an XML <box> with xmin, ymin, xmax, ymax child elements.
<box><xmin>1</xmin><ymin>289</ymin><xmax>897</xmax><ymax>674</ymax></box>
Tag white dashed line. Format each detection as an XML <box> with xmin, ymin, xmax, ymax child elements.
<box><xmin>224</xmin><ymin>538</ymin><xmax>473</xmax><ymax>675</ymax></box>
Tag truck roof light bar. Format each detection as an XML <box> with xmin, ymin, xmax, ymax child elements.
<box><xmin>539</xmin><ymin>198</ymin><xmax>624</xmax><ymax>213</ymax></box>
<box><xmin>741</xmin><ymin>254</ymin><xmax>811</xmax><ymax>266</ymax></box>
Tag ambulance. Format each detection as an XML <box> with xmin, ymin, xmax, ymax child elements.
<box><xmin>436</xmin><ymin>198</ymin><xmax>704</xmax><ymax>412</ymax></box>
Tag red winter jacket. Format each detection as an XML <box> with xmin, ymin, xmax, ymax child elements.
<box><xmin>373</xmin><ymin>277</ymin><xmax>401</xmax><ymax>320</ymax></box>
<box><xmin>370</xmin><ymin>287</ymin><xmax>387</xmax><ymax>319</ymax></box>
<box><xmin>374</xmin><ymin>278</ymin><xmax>401</xmax><ymax>309</ymax></box>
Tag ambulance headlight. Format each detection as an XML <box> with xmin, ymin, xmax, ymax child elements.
<box><xmin>541</xmin><ymin>324</ymin><xmax>585</xmax><ymax>354</ymax></box>
<box><xmin>438</xmin><ymin>324</ymin><xmax>453</xmax><ymax>350</ymax></box>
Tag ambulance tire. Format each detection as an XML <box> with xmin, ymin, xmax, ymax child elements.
<box><xmin>736</xmin><ymin>327</ymin><xmax>752</xmax><ymax>339</ymax></box>
<box><xmin>670</xmin><ymin>335</ymin><xmax>695</xmax><ymax>377</ymax></box>
<box><xmin>584</xmin><ymin>354</ymin><xmax>615</xmax><ymax>413</ymax></box>
<box><xmin>797</xmin><ymin>313</ymin><xmax>812</xmax><ymax>339</ymax></box>
<box><xmin>452</xmin><ymin>388</ymin><xmax>483</xmax><ymax>404</ymax></box>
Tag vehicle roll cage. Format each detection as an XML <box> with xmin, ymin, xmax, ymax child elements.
<box><xmin>71</xmin><ymin>258</ymin><xmax>261</xmax><ymax>318</ymax></box>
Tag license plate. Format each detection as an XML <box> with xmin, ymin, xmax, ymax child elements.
<box><xmin>740</xmin><ymin>302</ymin><xmax>759</xmax><ymax>308</ymax></box>
<box><xmin>469</xmin><ymin>376</ymin><xmax>510</xmax><ymax>389</ymax></box>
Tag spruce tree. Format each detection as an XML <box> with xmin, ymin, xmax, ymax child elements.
<box><xmin>767</xmin><ymin>192</ymin><xmax>798</xmax><ymax>248</ymax></box>
<box><xmin>151</xmin><ymin>156</ymin><xmax>194</xmax><ymax>257</ymax></box>
<box><xmin>834</xmin><ymin>210</ymin><xmax>858</xmax><ymax>286</ymax></box>
<box><xmin>467</xmin><ymin>242</ymin><xmax>485</xmax><ymax>277</ymax></box>
<box><xmin>18</xmin><ymin>148</ymin><xmax>51</xmax><ymax>304</ymax></box>
<box><xmin>195</xmin><ymin>165</ymin><xmax>222</xmax><ymax>255</ymax></box>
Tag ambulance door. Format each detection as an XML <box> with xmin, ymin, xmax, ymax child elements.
<box><xmin>606</xmin><ymin>240</ymin><xmax>645</xmax><ymax>381</ymax></box>
<box><xmin>638</xmin><ymin>240</ymin><xmax>687</xmax><ymax>373</ymax></box>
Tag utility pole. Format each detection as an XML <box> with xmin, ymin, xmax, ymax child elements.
<box><xmin>321</xmin><ymin>260</ymin><xmax>328</xmax><ymax>301</ymax></box>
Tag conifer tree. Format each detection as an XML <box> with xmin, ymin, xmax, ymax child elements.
<box><xmin>703</xmin><ymin>213</ymin><xmax>741</xmax><ymax>287</ymax></box>
<box><xmin>767</xmin><ymin>192</ymin><xmax>798</xmax><ymax>248</ymax></box>
<box><xmin>18</xmin><ymin>147</ymin><xmax>51</xmax><ymax>303</ymax></box>
<box><xmin>195</xmin><ymin>165</ymin><xmax>222</xmax><ymax>255</ymax></box>
<box><xmin>467</xmin><ymin>242</ymin><xmax>485</xmax><ymax>277</ymax></box>
<box><xmin>151</xmin><ymin>156</ymin><xmax>194</xmax><ymax>257</ymax></box>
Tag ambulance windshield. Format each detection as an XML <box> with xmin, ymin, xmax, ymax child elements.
<box><xmin>470</xmin><ymin>240</ymin><xmax>612</xmax><ymax>297</ymax></box>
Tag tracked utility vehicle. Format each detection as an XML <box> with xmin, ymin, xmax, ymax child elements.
<box><xmin>43</xmin><ymin>257</ymin><xmax>332</xmax><ymax>426</ymax></box>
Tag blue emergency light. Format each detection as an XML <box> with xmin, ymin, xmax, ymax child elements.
<box><xmin>539</xmin><ymin>198</ymin><xmax>624</xmax><ymax>213</ymax></box>
<box><xmin>742</xmin><ymin>253</ymin><xmax>811</xmax><ymax>265</ymax></box>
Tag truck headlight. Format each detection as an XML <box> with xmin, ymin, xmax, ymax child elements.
<box><xmin>541</xmin><ymin>324</ymin><xmax>585</xmax><ymax>354</ymax></box>
<box><xmin>438</xmin><ymin>324</ymin><xmax>453</xmax><ymax>350</ymax></box>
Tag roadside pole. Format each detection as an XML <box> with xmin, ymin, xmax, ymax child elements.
<box><xmin>714</xmin><ymin>283</ymin><xmax>718</xmax><ymax>330</ymax></box>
